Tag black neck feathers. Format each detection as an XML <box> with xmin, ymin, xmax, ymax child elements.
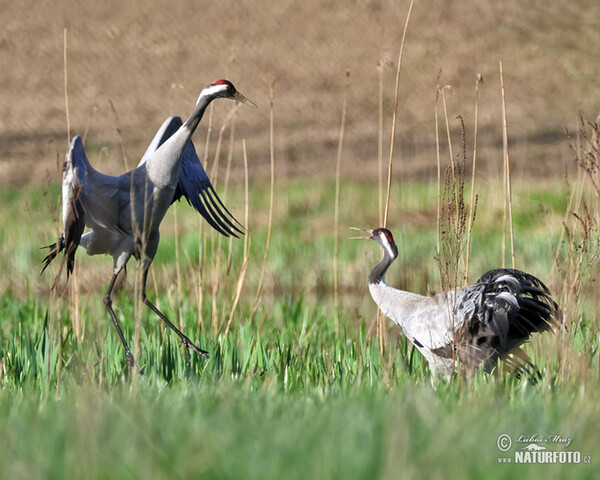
<box><xmin>368</xmin><ymin>250</ymin><xmax>395</xmax><ymax>285</ymax></box>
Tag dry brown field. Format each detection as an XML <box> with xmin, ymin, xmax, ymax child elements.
<box><xmin>1</xmin><ymin>0</ymin><xmax>599</xmax><ymax>185</ymax></box>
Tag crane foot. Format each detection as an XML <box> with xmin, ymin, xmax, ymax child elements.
<box><xmin>181</xmin><ymin>338</ymin><xmax>210</xmax><ymax>359</ymax></box>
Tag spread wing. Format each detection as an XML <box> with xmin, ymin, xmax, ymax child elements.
<box><xmin>69</xmin><ymin>137</ymin><xmax>130</xmax><ymax>236</ymax></box>
<box><xmin>139</xmin><ymin>116</ymin><xmax>244</xmax><ymax>237</ymax></box>
<box><xmin>42</xmin><ymin>136</ymin><xmax>129</xmax><ymax>279</ymax></box>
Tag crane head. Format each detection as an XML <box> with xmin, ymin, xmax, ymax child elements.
<box><xmin>350</xmin><ymin>227</ymin><xmax>398</xmax><ymax>258</ymax></box>
<box><xmin>197</xmin><ymin>80</ymin><xmax>257</xmax><ymax>108</ymax></box>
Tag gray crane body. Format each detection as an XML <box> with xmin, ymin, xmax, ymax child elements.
<box><xmin>369</xmin><ymin>282</ymin><xmax>466</xmax><ymax>373</ymax></box>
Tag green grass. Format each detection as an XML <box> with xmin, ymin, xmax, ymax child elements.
<box><xmin>0</xmin><ymin>180</ymin><xmax>599</xmax><ymax>479</ymax></box>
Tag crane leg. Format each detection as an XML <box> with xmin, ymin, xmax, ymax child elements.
<box><xmin>103</xmin><ymin>272</ymin><xmax>135</xmax><ymax>367</ymax></box>
<box><xmin>140</xmin><ymin>265</ymin><xmax>210</xmax><ymax>358</ymax></box>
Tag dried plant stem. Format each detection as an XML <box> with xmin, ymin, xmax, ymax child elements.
<box><xmin>378</xmin><ymin>66</ymin><xmax>384</xmax><ymax>225</ymax></box>
<box><xmin>150</xmin><ymin>266</ymin><xmax>160</xmax><ymax>311</ymax></box>
<box><xmin>435</xmin><ymin>71</ymin><xmax>442</xmax><ymax>255</ymax></box>
<box><xmin>383</xmin><ymin>0</ymin><xmax>414</xmax><ymax>227</ymax></box>
<box><xmin>173</xmin><ymin>203</ymin><xmax>184</xmax><ymax>330</ymax></box>
<box><xmin>58</xmin><ymin>27</ymin><xmax>70</xmax><ymax>398</ymax></box>
<box><xmin>70</xmin><ymin>260</ymin><xmax>81</xmax><ymax>341</ymax></box>
<box><xmin>377</xmin><ymin>0</ymin><xmax>414</xmax><ymax>355</ymax></box>
<box><xmin>204</xmin><ymin>108</ymin><xmax>240</xmax><ymax>331</ymax></box>
<box><xmin>375</xmin><ymin>64</ymin><xmax>387</xmax><ymax>354</ymax></box>
<box><xmin>211</xmin><ymin>244</ymin><xmax>221</xmax><ymax>334</ymax></box>
<box><xmin>251</xmin><ymin>76</ymin><xmax>276</xmax><ymax>324</ymax></box>
<box><xmin>196</xmin><ymin>107</ymin><xmax>214</xmax><ymax>333</ymax></box>
<box><xmin>499</xmin><ymin>61</ymin><xmax>515</xmax><ymax>268</ymax></box>
<box><xmin>441</xmin><ymin>87</ymin><xmax>455</xmax><ymax>180</ymax></box>
<box><xmin>552</xmin><ymin>161</ymin><xmax>585</xmax><ymax>279</ymax></box>
<box><xmin>222</xmin><ymin>115</ymin><xmax>237</xmax><ymax>285</ymax></box>
<box><xmin>334</xmin><ymin>71</ymin><xmax>351</xmax><ymax>338</ymax></box>
<box><xmin>202</xmin><ymin>104</ymin><xmax>214</xmax><ymax>165</ymax></box>
<box><xmin>63</xmin><ymin>28</ymin><xmax>71</xmax><ymax>143</ymax></box>
<box><xmin>132</xmin><ymin>265</ymin><xmax>142</xmax><ymax>397</ymax></box>
<box><xmin>63</xmin><ymin>28</ymin><xmax>80</xmax><ymax>343</ymax></box>
<box><xmin>197</xmin><ymin>217</ymin><xmax>205</xmax><ymax>334</ymax></box>
<box><xmin>225</xmin><ymin>139</ymin><xmax>251</xmax><ymax>335</ymax></box>
<box><xmin>465</xmin><ymin>75</ymin><xmax>483</xmax><ymax>284</ymax></box>
<box><xmin>108</xmin><ymin>100</ymin><xmax>129</xmax><ymax>171</ymax></box>
<box><xmin>209</xmin><ymin>105</ymin><xmax>239</xmax><ymax>184</ymax></box>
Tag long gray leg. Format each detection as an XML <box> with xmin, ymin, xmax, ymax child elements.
<box><xmin>140</xmin><ymin>265</ymin><xmax>210</xmax><ymax>358</ymax></box>
<box><xmin>103</xmin><ymin>271</ymin><xmax>135</xmax><ymax>367</ymax></box>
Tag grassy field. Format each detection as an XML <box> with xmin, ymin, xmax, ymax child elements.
<box><xmin>1</xmin><ymin>169</ymin><xmax>600</xmax><ymax>478</ymax></box>
<box><xmin>2</xmin><ymin>0</ymin><xmax>600</xmax><ymax>478</ymax></box>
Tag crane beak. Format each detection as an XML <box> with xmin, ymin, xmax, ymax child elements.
<box><xmin>233</xmin><ymin>91</ymin><xmax>257</xmax><ymax>108</ymax></box>
<box><xmin>349</xmin><ymin>227</ymin><xmax>374</xmax><ymax>240</ymax></box>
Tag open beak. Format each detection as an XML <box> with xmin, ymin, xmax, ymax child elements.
<box><xmin>349</xmin><ymin>227</ymin><xmax>374</xmax><ymax>240</ymax></box>
<box><xmin>233</xmin><ymin>91</ymin><xmax>257</xmax><ymax>108</ymax></box>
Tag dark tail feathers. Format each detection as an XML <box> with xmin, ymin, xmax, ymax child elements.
<box><xmin>41</xmin><ymin>234</ymin><xmax>75</xmax><ymax>278</ymax></box>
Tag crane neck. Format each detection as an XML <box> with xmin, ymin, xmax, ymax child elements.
<box><xmin>368</xmin><ymin>249</ymin><xmax>396</xmax><ymax>285</ymax></box>
<box><xmin>144</xmin><ymin>91</ymin><xmax>216</xmax><ymax>188</ymax></box>
<box><xmin>183</xmin><ymin>91</ymin><xmax>214</xmax><ymax>134</ymax></box>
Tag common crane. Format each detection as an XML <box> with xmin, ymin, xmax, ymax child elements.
<box><xmin>353</xmin><ymin>227</ymin><xmax>558</xmax><ymax>377</ymax></box>
<box><xmin>42</xmin><ymin>80</ymin><xmax>256</xmax><ymax>366</ymax></box>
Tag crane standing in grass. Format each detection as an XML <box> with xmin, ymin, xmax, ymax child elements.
<box><xmin>353</xmin><ymin>227</ymin><xmax>558</xmax><ymax>377</ymax></box>
<box><xmin>42</xmin><ymin>80</ymin><xmax>256</xmax><ymax>366</ymax></box>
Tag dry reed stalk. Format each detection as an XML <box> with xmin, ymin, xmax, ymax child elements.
<box><xmin>464</xmin><ymin>74</ymin><xmax>483</xmax><ymax>284</ymax></box>
<box><xmin>383</xmin><ymin>0</ymin><xmax>415</xmax><ymax>227</ymax></box>
<box><xmin>222</xmin><ymin>114</ymin><xmax>237</xmax><ymax>283</ymax></box>
<box><xmin>376</xmin><ymin>0</ymin><xmax>414</xmax><ymax>355</ymax></box>
<box><xmin>225</xmin><ymin>139</ymin><xmax>251</xmax><ymax>335</ymax></box>
<box><xmin>81</xmin><ymin>99</ymin><xmax>99</xmax><ymax>148</ymax></box>
<box><xmin>436</xmin><ymin>111</ymin><xmax>470</xmax><ymax>296</ymax></box>
<box><xmin>435</xmin><ymin>70</ymin><xmax>443</xmax><ymax>256</ymax></box>
<box><xmin>211</xmin><ymin>241</ymin><xmax>221</xmax><ymax>335</ymax></box>
<box><xmin>333</xmin><ymin>70</ymin><xmax>351</xmax><ymax>338</ymax></box>
<box><xmin>202</xmin><ymin>104</ymin><xmax>214</xmax><ymax>165</ymax></box>
<box><xmin>63</xmin><ymin>28</ymin><xmax>70</xmax><ymax>143</ymax></box>
<box><xmin>377</xmin><ymin>63</ymin><xmax>385</xmax><ymax>225</ymax></box>
<box><xmin>209</xmin><ymin>105</ymin><xmax>239</xmax><ymax>184</ymax></box>
<box><xmin>168</xmin><ymin>82</ymin><xmax>184</xmax><ymax>116</ymax></box>
<box><xmin>70</xmin><ymin>260</ymin><xmax>81</xmax><ymax>341</ymax></box>
<box><xmin>374</xmin><ymin>58</ymin><xmax>391</xmax><ymax>353</ymax></box>
<box><xmin>550</xmin><ymin>138</ymin><xmax>583</xmax><ymax>282</ymax></box>
<box><xmin>56</xmin><ymin>28</ymin><xmax>70</xmax><ymax>397</ymax></box>
<box><xmin>196</xmin><ymin>106</ymin><xmax>214</xmax><ymax>333</ymax></box>
<box><xmin>131</xmin><ymin>265</ymin><xmax>142</xmax><ymax>396</ymax></box>
<box><xmin>556</xmin><ymin>117</ymin><xmax>600</xmax><ymax>331</ymax></box>
<box><xmin>108</xmin><ymin>100</ymin><xmax>129</xmax><ymax>171</ymax></box>
<box><xmin>440</xmin><ymin>86</ymin><xmax>456</xmax><ymax>181</ymax></box>
<box><xmin>206</xmin><ymin>106</ymin><xmax>239</xmax><ymax>332</ymax></box>
<box><xmin>251</xmin><ymin>76</ymin><xmax>276</xmax><ymax>325</ymax></box>
<box><xmin>129</xmin><ymin>119</ymin><xmax>155</xmax><ymax>378</ymax></box>
<box><xmin>173</xmin><ymin>203</ymin><xmax>184</xmax><ymax>330</ymax></box>
<box><xmin>165</xmin><ymin>85</ymin><xmax>185</xmax><ymax>328</ymax></box>
<box><xmin>499</xmin><ymin>61</ymin><xmax>515</xmax><ymax>268</ymax></box>
<box><xmin>64</xmin><ymin>26</ymin><xmax>80</xmax><ymax>340</ymax></box>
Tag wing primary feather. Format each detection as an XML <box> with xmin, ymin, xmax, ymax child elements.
<box><xmin>182</xmin><ymin>183</ymin><xmax>231</xmax><ymax>236</ymax></box>
<box><xmin>203</xmin><ymin>186</ymin><xmax>244</xmax><ymax>235</ymax></box>
<box><xmin>199</xmin><ymin>189</ymin><xmax>238</xmax><ymax>237</ymax></box>
<box><xmin>205</xmin><ymin>184</ymin><xmax>245</xmax><ymax>231</ymax></box>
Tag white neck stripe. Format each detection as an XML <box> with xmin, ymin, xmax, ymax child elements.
<box><xmin>380</xmin><ymin>232</ymin><xmax>395</xmax><ymax>258</ymax></box>
<box><xmin>197</xmin><ymin>84</ymin><xmax>229</xmax><ymax>105</ymax></box>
